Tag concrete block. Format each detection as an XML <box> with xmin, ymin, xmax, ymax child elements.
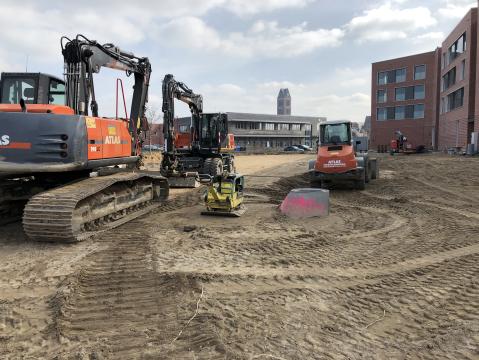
<box><xmin>280</xmin><ymin>188</ymin><xmax>329</xmax><ymax>219</ymax></box>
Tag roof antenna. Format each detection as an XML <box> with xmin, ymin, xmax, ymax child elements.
<box><xmin>25</xmin><ymin>55</ymin><xmax>29</xmax><ymax>72</ymax></box>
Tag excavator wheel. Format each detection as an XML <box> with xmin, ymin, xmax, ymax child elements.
<box><xmin>228</xmin><ymin>157</ymin><xmax>237</xmax><ymax>174</ymax></box>
<box><xmin>208</xmin><ymin>158</ymin><xmax>223</xmax><ymax>177</ymax></box>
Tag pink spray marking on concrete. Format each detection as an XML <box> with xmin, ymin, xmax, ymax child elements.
<box><xmin>280</xmin><ymin>188</ymin><xmax>330</xmax><ymax>219</ymax></box>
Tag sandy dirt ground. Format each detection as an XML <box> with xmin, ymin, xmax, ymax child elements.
<box><xmin>0</xmin><ymin>153</ymin><xmax>478</xmax><ymax>359</ymax></box>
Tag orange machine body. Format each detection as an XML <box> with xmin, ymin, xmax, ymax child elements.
<box><xmin>84</xmin><ymin>116</ymin><xmax>132</xmax><ymax>160</ymax></box>
<box><xmin>0</xmin><ymin>104</ymin><xmax>133</xmax><ymax>161</ymax></box>
<box><xmin>315</xmin><ymin>144</ymin><xmax>357</xmax><ymax>174</ymax></box>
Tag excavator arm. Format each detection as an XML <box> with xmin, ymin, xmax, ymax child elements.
<box><xmin>161</xmin><ymin>74</ymin><xmax>203</xmax><ymax>172</ymax></box>
<box><xmin>61</xmin><ymin>34</ymin><xmax>151</xmax><ymax>155</ymax></box>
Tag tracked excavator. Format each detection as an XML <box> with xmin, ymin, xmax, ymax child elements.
<box><xmin>0</xmin><ymin>34</ymin><xmax>168</xmax><ymax>242</ymax></box>
<box><xmin>161</xmin><ymin>74</ymin><xmax>235</xmax><ymax>187</ymax></box>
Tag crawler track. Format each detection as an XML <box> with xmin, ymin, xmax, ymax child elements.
<box><xmin>23</xmin><ymin>172</ymin><xmax>168</xmax><ymax>243</ymax></box>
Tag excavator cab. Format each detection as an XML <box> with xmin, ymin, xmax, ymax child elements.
<box><xmin>0</xmin><ymin>72</ymin><xmax>65</xmax><ymax>105</ymax></box>
<box><xmin>198</xmin><ymin>113</ymin><xmax>234</xmax><ymax>152</ymax></box>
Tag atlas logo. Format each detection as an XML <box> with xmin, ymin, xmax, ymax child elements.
<box><xmin>0</xmin><ymin>135</ymin><xmax>10</xmax><ymax>146</ymax></box>
<box><xmin>328</xmin><ymin>160</ymin><xmax>343</xmax><ymax>165</ymax></box>
<box><xmin>104</xmin><ymin>135</ymin><xmax>121</xmax><ymax>145</ymax></box>
<box><xmin>323</xmin><ymin>159</ymin><xmax>346</xmax><ymax>168</ymax></box>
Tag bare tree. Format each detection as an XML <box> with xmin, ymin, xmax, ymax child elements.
<box><xmin>145</xmin><ymin>105</ymin><xmax>162</xmax><ymax>153</ymax></box>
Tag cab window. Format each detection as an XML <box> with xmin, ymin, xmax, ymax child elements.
<box><xmin>321</xmin><ymin>123</ymin><xmax>351</xmax><ymax>145</ymax></box>
<box><xmin>1</xmin><ymin>78</ymin><xmax>36</xmax><ymax>104</ymax></box>
<box><xmin>49</xmin><ymin>79</ymin><xmax>65</xmax><ymax>105</ymax></box>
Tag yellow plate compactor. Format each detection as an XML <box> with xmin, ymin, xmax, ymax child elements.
<box><xmin>201</xmin><ymin>174</ymin><xmax>245</xmax><ymax>217</ymax></box>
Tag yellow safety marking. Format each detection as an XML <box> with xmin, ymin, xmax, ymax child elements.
<box><xmin>86</xmin><ymin>117</ymin><xmax>96</xmax><ymax>129</ymax></box>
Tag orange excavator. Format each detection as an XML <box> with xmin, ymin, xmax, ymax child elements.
<box><xmin>309</xmin><ymin>120</ymin><xmax>378</xmax><ymax>189</ymax></box>
<box><xmin>0</xmin><ymin>34</ymin><xmax>168</xmax><ymax>242</ymax></box>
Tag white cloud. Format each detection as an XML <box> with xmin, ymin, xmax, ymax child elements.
<box><xmin>223</xmin><ymin>0</ymin><xmax>314</xmax><ymax>16</ymax></box>
<box><xmin>158</xmin><ymin>18</ymin><xmax>344</xmax><ymax>58</ymax></box>
<box><xmin>437</xmin><ymin>0</ymin><xmax>476</xmax><ymax>19</ymax></box>
<box><xmin>346</xmin><ymin>2</ymin><xmax>437</xmax><ymax>43</ymax></box>
<box><xmin>22</xmin><ymin>0</ymin><xmax>314</xmax><ymax>19</ymax></box>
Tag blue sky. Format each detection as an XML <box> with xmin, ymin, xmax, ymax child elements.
<box><xmin>0</xmin><ymin>0</ymin><xmax>475</xmax><ymax>122</ymax></box>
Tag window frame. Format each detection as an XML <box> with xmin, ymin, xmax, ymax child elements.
<box><xmin>414</xmin><ymin>64</ymin><xmax>426</xmax><ymax>80</ymax></box>
<box><xmin>377</xmin><ymin>89</ymin><xmax>387</xmax><ymax>103</ymax></box>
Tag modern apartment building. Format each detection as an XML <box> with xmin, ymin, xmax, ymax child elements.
<box><xmin>371</xmin><ymin>50</ymin><xmax>440</xmax><ymax>150</ymax></box>
<box><xmin>438</xmin><ymin>8</ymin><xmax>477</xmax><ymax>150</ymax></box>
<box><xmin>371</xmin><ymin>5</ymin><xmax>479</xmax><ymax>152</ymax></box>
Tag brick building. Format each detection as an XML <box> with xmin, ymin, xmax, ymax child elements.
<box><xmin>141</xmin><ymin>123</ymin><xmax>163</xmax><ymax>147</ymax></box>
<box><xmin>371</xmin><ymin>50</ymin><xmax>440</xmax><ymax>150</ymax></box>
<box><xmin>439</xmin><ymin>8</ymin><xmax>477</xmax><ymax>150</ymax></box>
<box><xmin>371</xmin><ymin>5</ymin><xmax>479</xmax><ymax>152</ymax></box>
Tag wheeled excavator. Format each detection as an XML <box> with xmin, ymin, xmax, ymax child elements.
<box><xmin>161</xmin><ymin>74</ymin><xmax>236</xmax><ymax>187</ymax></box>
<box><xmin>0</xmin><ymin>34</ymin><xmax>169</xmax><ymax>242</ymax></box>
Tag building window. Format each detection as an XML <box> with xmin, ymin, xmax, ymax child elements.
<box><xmin>443</xmin><ymin>87</ymin><xmax>464</xmax><ymax>113</ymax></box>
<box><xmin>378</xmin><ymin>72</ymin><xmax>387</xmax><ymax>85</ymax></box>
<box><xmin>414</xmin><ymin>65</ymin><xmax>426</xmax><ymax>80</ymax></box>
<box><xmin>395</xmin><ymin>87</ymin><xmax>405</xmax><ymax>101</ymax></box>
<box><xmin>414</xmin><ymin>104</ymin><xmax>425</xmax><ymax>119</ymax></box>
<box><xmin>405</xmin><ymin>105</ymin><xmax>414</xmax><ymax>119</ymax></box>
<box><xmin>377</xmin><ymin>107</ymin><xmax>386</xmax><ymax>120</ymax></box>
<box><xmin>377</xmin><ymin>68</ymin><xmax>406</xmax><ymax>84</ymax></box>
<box><xmin>291</xmin><ymin>124</ymin><xmax>301</xmax><ymax>131</ymax></box>
<box><xmin>448</xmin><ymin>87</ymin><xmax>464</xmax><ymax>112</ymax></box>
<box><xmin>395</xmin><ymin>68</ymin><xmax>406</xmax><ymax>82</ymax></box>
<box><xmin>448</xmin><ymin>32</ymin><xmax>466</xmax><ymax>63</ymax></box>
<box><xmin>414</xmin><ymin>85</ymin><xmax>425</xmax><ymax>99</ymax></box>
<box><xmin>442</xmin><ymin>67</ymin><xmax>456</xmax><ymax>91</ymax></box>
<box><xmin>395</xmin><ymin>85</ymin><xmax>424</xmax><ymax>101</ymax></box>
<box><xmin>263</xmin><ymin>123</ymin><xmax>274</xmax><ymax>131</ymax></box>
<box><xmin>377</xmin><ymin>89</ymin><xmax>387</xmax><ymax>103</ymax></box>
<box><xmin>395</xmin><ymin>106</ymin><xmax>405</xmax><ymax>120</ymax></box>
<box><xmin>279</xmin><ymin>123</ymin><xmax>289</xmax><ymax>130</ymax></box>
<box><xmin>386</xmin><ymin>107</ymin><xmax>395</xmax><ymax>120</ymax></box>
<box><xmin>179</xmin><ymin>125</ymin><xmax>189</xmax><ymax>133</ymax></box>
<box><xmin>460</xmin><ymin>59</ymin><xmax>466</xmax><ymax>81</ymax></box>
